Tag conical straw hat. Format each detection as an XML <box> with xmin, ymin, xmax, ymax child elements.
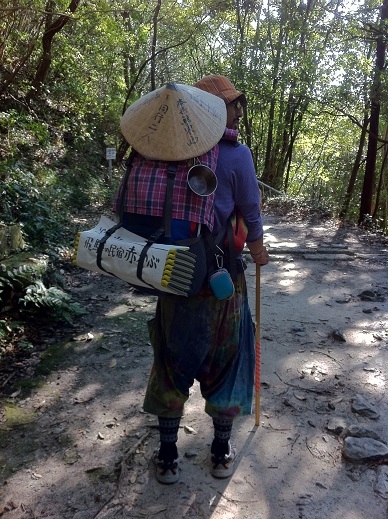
<box><xmin>120</xmin><ymin>83</ymin><xmax>227</xmax><ymax>161</ymax></box>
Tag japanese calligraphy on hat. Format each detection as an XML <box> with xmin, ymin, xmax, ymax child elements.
<box><xmin>120</xmin><ymin>83</ymin><xmax>227</xmax><ymax>161</ymax></box>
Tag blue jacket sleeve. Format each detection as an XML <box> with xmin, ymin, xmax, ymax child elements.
<box><xmin>231</xmin><ymin>144</ymin><xmax>263</xmax><ymax>242</ymax></box>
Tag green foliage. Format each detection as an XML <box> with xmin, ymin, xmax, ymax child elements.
<box><xmin>19</xmin><ymin>280</ymin><xmax>86</xmax><ymax>324</ymax></box>
<box><xmin>1</xmin><ymin>0</ymin><xmax>387</xmax><ymax>246</ymax></box>
<box><xmin>0</xmin><ymin>262</ymin><xmax>85</xmax><ymax>327</ymax></box>
<box><xmin>0</xmin><ymin>318</ymin><xmax>26</xmax><ymax>362</ymax></box>
<box><xmin>0</xmin><ymin>166</ymin><xmax>65</xmax><ymax>247</ymax></box>
<box><xmin>0</xmin><ymin>111</ymin><xmax>51</xmax><ymax>164</ymax></box>
<box><xmin>263</xmin><ymin>195</ymin><xmax>332</xmax><ymax>222</ymax></box>
<box><xmin>0</xmin><ymin>111</ymin><xmax>115</xmax><ymax>248</ymax></box>
<box><xmin>0</xmin><ymin>264</ymin><xmax>39</xmax><ymax>309</ymax></box>
<box><xmin>0</xmin><ymin>319</ymin><xmax>11</xmax><ymax>341</ymax></box>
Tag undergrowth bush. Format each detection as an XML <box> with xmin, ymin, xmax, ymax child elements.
<box><xmin>262</xmin><ymin>195</ymin><xmax>333</xmax><ymax>221</ymax></box>
<box><xmin>0</xmin><ymin>163</ymin><xmax>67</xmax><ymax>247</ymax></box>
<box><xmin>19</xmin><ymin>280</ymin><xmax>86</xmax><ymax>324</ymax></box>
<box><xmin>0</xmin><ymin>262</ymin><xmax>84</xmax><ymax>323</ymax></box>
<box><xmin>0</xmin><ymin>262</ymin><xmax>86</xmax><ymax>362</ymax></box>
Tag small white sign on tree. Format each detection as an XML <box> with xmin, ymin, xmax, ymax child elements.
<box><xmin>106</xmin><ymin>148</ymin><xmax>116</xmax><ymax>160</ymax></box>
<box><xmin>106</xmin><ymin>148</ymin><xmax>116</xmax><ymax>181</ymax></box>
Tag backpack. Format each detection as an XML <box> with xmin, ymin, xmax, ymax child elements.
<box><xmin>73</xmin><ymin>152</ymin><xmax>237</xmax><ymax>298</ymax></box>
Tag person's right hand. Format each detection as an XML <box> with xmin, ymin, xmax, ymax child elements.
<box><xmin>250</xmin><ymin>246</ymin><xmax>269</xmax><ymax>266</ymax></box>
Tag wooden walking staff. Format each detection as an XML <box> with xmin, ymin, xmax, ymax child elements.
<box><xmin>255</xmin><ymin>263</ymin><xmax>261</xmax><ymax>426</ymax></box>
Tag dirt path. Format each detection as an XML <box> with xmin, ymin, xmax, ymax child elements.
<box><xmin>1</xmin><ymin>216</ymin><xmax>388</xmax><ymax>519</ymax></box>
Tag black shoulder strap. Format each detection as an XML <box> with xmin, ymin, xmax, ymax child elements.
<box><xmin>116</xmin><ymin>150</ymin><xmax>136</xmax><ymax>222</ymax></box>
<box><xmin>96</xmin><ymin>223</ymin><xmax>122</xmax><ymax>276</ymax></box>
<box><xmin>136</xmin><ymin>162</ymin><xmax>178</xmax><ymax>287</ymax></box>
<box><xmin>163</xmin><ymin>163</ymin><xmax>178</xmax><ymax>239</ymax></box>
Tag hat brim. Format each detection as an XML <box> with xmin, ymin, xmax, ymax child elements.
<box><xmin>235</xmin><ymin>93</ymin><xmax>247</xmax><ymax>108</ymax></box>
<box><xmin>120</xmin><ymin>83</ymin><xmax>227</xmax><ymax>161</ymax></box>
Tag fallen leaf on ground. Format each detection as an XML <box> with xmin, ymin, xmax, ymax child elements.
<box><xmin>184</xmin><ymin>425</ymin><xmax>197</xmax><ymax>434</ymax></box>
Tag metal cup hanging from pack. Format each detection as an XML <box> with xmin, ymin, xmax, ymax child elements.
<box><xmin>187</xmin><ymin>158</ymin><xmax>218</xmax><ymax>196</ymax></box>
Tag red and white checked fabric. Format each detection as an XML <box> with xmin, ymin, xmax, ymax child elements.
<box><xmin>113</xmin><ymin>146</ymin><xmax>219</xmax><ymax>231</ymax></box>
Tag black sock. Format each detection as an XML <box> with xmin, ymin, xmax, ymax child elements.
<box><xmin>211</xmin><ymin>417</ymin><xmax>233</xmax><ymax>457</ymax></box>
<box><xmin>158</xmin><ymin>416</ymin><xmax>181</xmax><ymax>461</ymax></box>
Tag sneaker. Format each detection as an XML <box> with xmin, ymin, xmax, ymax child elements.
<box><xmin>152</xmin><ymin>449</ymin><xmax>180</xmax><ymax>484</ymax></box>
<box><xmin>211</xmin><ymin>442</ymin><xmax>236</xmax><ymax>478</ymax></box>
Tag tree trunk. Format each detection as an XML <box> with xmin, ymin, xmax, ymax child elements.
<box><xmin>339</xmin><ymin>113</ymin><xmax>369</xmax><ymax>220</ymax></box>
<box><xmin>262</xmin><ymin>17</ymin><xmax>283</xmax><ymax>187</ymax></box>
<box><xmin>358</xmin><ymin>0</ymin><xmax>388</xmax><ymax>224</ymax></box>
<box><xmin>26</xmin><ymin>0</ymin><xmax>80</xmax><ymax>102</ymax></box>
<box><xmin>340</xmin><ymin>43</ymin><xmax>372</xmax><ymax>220</ymax></box>
<box><xmin>372</xmin><ymin>123</ymin><xmax>388</xmax><ymax>220</ymax></box>
<box><xmin>150</xmin><ymin>0</ymin><xmax>162</xmax><ymax>91</ymax></box>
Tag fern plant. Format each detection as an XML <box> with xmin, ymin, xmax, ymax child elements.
<box><xmin>19</xmin><ymin>280</ymin><xmax>86</xmax><ymax>323</ymax></box>
<box><xmin>0</xmin><ymin>264</ymin><xmax>39</xmax><ymax>311</ymax></box>
<box><xmin>0</xmin><ymin>263</ymin><xmax>38</xmax><ymax>287</ymax></box>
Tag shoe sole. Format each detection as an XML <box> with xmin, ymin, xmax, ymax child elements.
<box><xmin>155</xmin><ymin>468</ymin><xmax>179</xmax><ymax>484</ymax></box>
<box><xmin>211</xmin><ymin>442</ymin><xmax>236</xmax><ymax>478</ymax></box>
<box><xmin>211</xmin><ymin>462</ymin><xmax>234</xmax><ymax>478</ymax></box>
<box><xmin>152</xmin><ymin>452</ymin><xmax>179</xmax><ymax>484</ymax></box>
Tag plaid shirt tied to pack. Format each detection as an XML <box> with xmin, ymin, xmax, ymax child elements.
<box><xmin>113</xmin><ymin>146</ymin><xmax>219</xmax><ymax>231</ymax></box>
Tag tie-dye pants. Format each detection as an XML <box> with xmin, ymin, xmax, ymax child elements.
<box><xmin>143</xmin><ymin>273</ymin><xmax>255</xmax><ymax>419</ymax></box>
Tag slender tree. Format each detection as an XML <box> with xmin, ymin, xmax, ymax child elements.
<box><xmin>26</xmin><ymin>0</ymin><xmax>80</xmax><ymax>102</ymax></box>
<box><xmin>150</xmin><ymin>0</ymin><xmax>162</xmax><ymax>91</ymax></box>
<box><xmin>358</xmin><ymin>0</ymin><xmax>388</xmax><ymax>224</ymax></box>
